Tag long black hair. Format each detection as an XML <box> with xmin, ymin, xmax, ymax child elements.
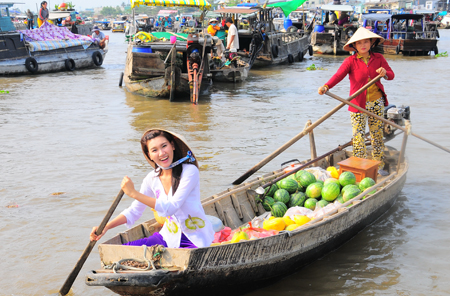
<box><xmin>141</xmin><ymin>130</ymin><xmax>186</xmax><ymax>194</ymax></box>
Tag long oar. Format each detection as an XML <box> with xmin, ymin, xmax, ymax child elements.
<box><xmin>325</xmin><ymin>91</ymin><xmax>450</xmax><ymax>154</ymax></box>
<box><xmin>232</xmin><ymin>75</ymin><xmax>384</xmax><ymax>185</ymax></box>
<box><xmin>59</xmin><ymin>189</ymin><xmax>125</xmax><ymax>296</ymax></box>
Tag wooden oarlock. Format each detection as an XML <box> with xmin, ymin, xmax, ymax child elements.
<box><xmin>306</xmin><ymin>120</ymin><xmax>317</xmax><ymax>166</ymax></box>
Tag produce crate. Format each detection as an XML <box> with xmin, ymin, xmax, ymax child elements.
<box><xmin>337</xmin><ymin>156</ymin><xmax>381</xmax><ymax>183</ymax></box>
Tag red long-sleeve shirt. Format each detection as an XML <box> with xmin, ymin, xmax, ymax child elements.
<box><xmin>325</xmin><ymin>52</ymin><xmax>395</xmax><ymax>113</ymax></box>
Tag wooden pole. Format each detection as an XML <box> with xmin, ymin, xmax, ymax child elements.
<box><xmin>306</xmin><ymin>120</ymin><xmax>317</xmax><ymax>165</ymax></box>
<box><xmin>231</xmin><ymin>75</ymin><xmax>383</xmax><ymax>185</ymax></box>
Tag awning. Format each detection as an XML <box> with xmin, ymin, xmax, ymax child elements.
<box><xmin>131</xmin><ymin>0</ymin><xmax>211</xmax><ymax>9</ymax></box>
<box><xmin>320</xmin><ymin>4</ymin><xmax>354</xmax><ymax>12</ymax></box>
<box><xmin>268</xmin><ymin>0</ymin><xmax>308</xmax><ymax>17</ymax></box>
<box><xmin>392</xmin><ymin>13</ymin><xmax>423</xmax><ymax>20</ymax></box>
<box><xmin>361</xmin><ymin>13</ymin><xmax>392</xmax><ymax>22</ymax></box>
<box><xmin>48</xmin><ymin>11</ymin><xmax>71</xmax><ymax>20</ymax></box>
<box><xmin>214</xmin><ymin>7</ymin><xmax>259</xmax><ymax>14</ymax></box>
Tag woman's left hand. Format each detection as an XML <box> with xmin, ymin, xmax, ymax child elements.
<box><xmin>376</xmin><ymin>67</ymin><xmax>387</xmax><ymax>77</ymax></box>
<box><xmin>121</xmin><ymin>176</ymin><xmax>136</xmax><ymax>197</ymax></box>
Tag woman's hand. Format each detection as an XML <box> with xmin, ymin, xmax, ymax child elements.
<box><xmin>376</xmin><ymin>67</ymin><xmax>387</xmax><ymax>77</ymax></box>
<box><xmin>121</xmin><ymin>176</ymin><xmax>136</xmax><ymax>197</ymax></box>
<box><xmin>318</xmin><ymin>85</ymin><xmax>328</xmax><ymax>95</ymax></box>
<box><xmin>90</xmin><ymin>226</ymin><xmax>106</xmax><ymax>241</ymax></box>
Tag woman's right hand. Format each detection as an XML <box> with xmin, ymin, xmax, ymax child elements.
<box><xmin>90</xmin><ymin>226</ymin><xmax>107</xmax><ymax>241</ymax></box>
<box><xmin>318</xmin><ymin>85</ymin><xmax>328</xmax><ymax>95</ymax></box>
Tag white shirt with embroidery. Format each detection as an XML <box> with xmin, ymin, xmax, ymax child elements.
<box><xmin>120</xmin><ymin>164</ymin><xmax>214</xmax><ymax>248</ymax></box>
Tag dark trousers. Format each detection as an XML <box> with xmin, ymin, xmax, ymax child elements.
<box><xmin>27</xmin><ymin>19</ymin><xmax>33</xmax><ymax>30</ymax></box>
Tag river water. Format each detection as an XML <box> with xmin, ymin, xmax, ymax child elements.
<box><xmin>1</xmin><ymin>30</ymin><xmax>450</xmax><ymax>296</ymax></box>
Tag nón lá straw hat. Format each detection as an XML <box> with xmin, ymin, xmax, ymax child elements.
<box><xmin>140</xmin><ymin>128</ymin><xmax>198</xmax><ymax>169</ymax></box>
<box><xmin>209</xmin><ymin>18</ymin><xmax>218</xmax><ymax>23</ymax></box>
<box><xmin>343</xmin><ymin>27</ymin><xmax>385</xmax><ymax>52</ymax></box>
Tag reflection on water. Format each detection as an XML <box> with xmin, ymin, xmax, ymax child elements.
<box><xmin>1</xmin><ymin>31</ymin><xmax>450</xmax><ymax>296</ymax></box>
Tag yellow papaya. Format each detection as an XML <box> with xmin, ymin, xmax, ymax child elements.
<box><xmin>263</xmin><ymin>218</ymin><xmax>286</xmax><ymax>231</ymax></box>
<box><xmin>285</xmin><ymin>224</ymin><xmax>300</xmax><ymax>231</ymax></box>
<box><xmin>230</xmin><ymin>230</ymin><xmax>249</xmax><ymax>243</ymax></box>
<box><xmin>283</xmin><ymin>216</ymin><xmax>296</xmax><ymax>227</ymax></box>
<box><xmin>293</xmin><ymin>215</ymin><xmax>311</xmax><ymax>226</ymax></box>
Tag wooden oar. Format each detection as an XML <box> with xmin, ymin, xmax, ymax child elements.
<box><xmin>59</xmin><ymin>189</ymin><xmax>125</xmax><ymax>296</ymax></box>
<box><xmin>232</xmin><ymin>74</ymin><xmax>383</xmax><ymax>185</ymax></box>
<box><xmin>325</xmin><ymin>91</ymin><xmax>450</xmax><ymax>154</ymax></box>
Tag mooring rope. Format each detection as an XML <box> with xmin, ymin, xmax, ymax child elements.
<box><xmin>104</xmin><ymin>244</ymin><xmax>166</xmax><ymax>273</ymax></box>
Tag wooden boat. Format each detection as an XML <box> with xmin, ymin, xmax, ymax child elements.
<box><xmin>209</xmin><ymin>50</ymin><xmax>250</xmax><ymax>83</ymax></box>
<box><xmin>215</xmin><ymin>6</ymin><xmax>312</xmax><ymax>67</ymax></box>
<box><xmin>0</xmin><ymin>3</ymin><xmax>107</xmax><ymax>76</ymax></box>
<box><xmin>362</xmin><ymin>13</ymin><xmax>439</xmax><ymax>56</ymax></box>
<box><xmin>85</xmin><ymin>127</ymin><xmax>409</xmax><ymax>295</ymax></box>
<box><xmin>112</xmin><ymin>21</ymin><xmax>126</xmax><ymax>33</ymax></box>
<box><xmin>310</xmin><ymin>4</ymin><xmax>358</xmax><ymax>55</ymax></box>
<box><xmin>122</xmin><ymin>0</ymin><xmax>213</xmax><ymax>104</ymax></box>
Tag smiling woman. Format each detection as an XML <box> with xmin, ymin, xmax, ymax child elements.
<box><xmin>89</xmin><ymin>128</ymin><xmax>214</xmax><ymax>249</ymax></box>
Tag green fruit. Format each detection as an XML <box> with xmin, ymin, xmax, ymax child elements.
<box><xmin>262</xmin><ymin>196</ymin><xmax>275</xmax><ymax>211</ymax></box>
<box><xmin>273</xmin><ymin>189</ymin><xmax>290</xmax><ymax>204</ymax></box>
<box><xmin>297</xmin><ymin>182</ymin><xmax>305</xmax><ymax>192</ymax></box>
<box><xmin>271</xmin><ymin>202</ymin><xmax>288</xmax><ymax>217</ymax></box>
<box><xmin>316</xmin><ymin>180</ymin><xmax>324</xmax><ymax>186</ymax></box>
<box><xmin>324</xmin><ymin>178</ymin><xmax>340</xmax><ymax>188</ymax></box>
<box><xmin>343</xmin><ymin>186</ymin><xmax>361</xmax><ymax>202</ymax></box>
<box><xmin>298</xmin><ymin>171</ymin><xmax>316</xmax><ymax>188</ymax></box>
<box><xmin>294</xmin><ymin>170</ymin><xmax>305</xmax><ymax>182</ymax></box>
<box><xmin>289</xmin><ymin>192</ymin><xmax>306</xmax><ymax>207</ymax></box>
<box><xmin>322</xmin><ymin>182</ymin><xmax>340</xmax><ymax>202</ymax></box>
<box><xmin>278</xmin><ymin>178</ymin><xmax>299</xmax><ymax>194</ymax></box>
<box><xmin>336</xmin><ymin>194</ymin><xmax>344</xmax><ymax>204</ymax></box>
<box><xmin>305</xmin><ymin>182</ymin><xmax>323</xmax><ymax>199</ymax></box>
<box><xmin>317</xmin><ymin>199</ymin><xmax>329</xmax><ymax>208</ymax></box>
<box><xmin>359</xmin><ymin>177</ymin><xmax>376</xmax><ymax>191</ymax></box>
<box><xmin>304</xmin><ymin>198</ymin><xmax>318</xmax><ymax>210</ymax></box>
<box><xmin>265</xmin><ymin>184</ymin><xmax>278</xmax><ymax>197</ymax></box>
<box><xmin>341</xmin><ymin>184</ymin><xmax>359</xmax><ymax>195</ymax></box>
<box><xmin>339</xmin><ymin>171</ymin><xmax>356</xmax><ymax>187</ymax></box>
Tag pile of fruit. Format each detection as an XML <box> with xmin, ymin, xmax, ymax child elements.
<box><xmin>257</xmin><ymin>167</ymin><xmax>377</xmax><ymax>232</ymax></box>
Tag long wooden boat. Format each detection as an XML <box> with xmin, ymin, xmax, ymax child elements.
<box><xmin>85</xmin><ymin>139</ymin><xmax>408</xmax><ymax>295</ymax></box>
<box><xmin>362</xmin><ymin>13</ymin><xmax>439</xmax><ymax>56</ymax></box>
<box><xmin>209</xmin><ymin>55</ymin><xmax>250</xmax><ymax>83</ymax></box>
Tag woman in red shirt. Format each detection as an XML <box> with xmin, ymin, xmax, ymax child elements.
<box><xmin>318</xmin><ymin>28</ymin><xmax>395</xmax><ymax>176</ymax></box>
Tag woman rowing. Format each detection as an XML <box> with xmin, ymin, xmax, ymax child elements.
<box><xmin>90</xmin><ymin>128</ymin><xmax>214</xmax><ymax>248</ymax></box>
<box><xmin>318</xmin><ymin>27</ymin><xmax>395</xmax><ymax>176</ymax></box>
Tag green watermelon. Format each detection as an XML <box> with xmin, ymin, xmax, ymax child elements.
<box><xmin>339</xmin><ymin>171</ymin><xmax>356</xmax><ymax>187</ymax></box>
<box><xmin>265</xmin><ymin>184</ymin><xmax>278</xmax><ymax>197</ymax></box>
<box><xmin>316</xmin><ymin>180</ymin><xmax>324</xmax><ymax>186</ymax></box>
<box><xmin>262</xmin><ymin>196</ymin><xmax>275</xmax><ymax>211</ymax></box>
<box><xmin>359</xmin><ymin>177</ymin><xmax>376</xmax><ymax>192</ymax></box>
<box><xmin>294</xmin><ymin>170</ymin><xmax>305</xmax><ymax>182</ymax></box>
<box><xmin>336</xmin><ymin>194</ymin><xmax>344</xmax><ymax>204</ymax></box>
<box><xmin>271</xmin><ymin>202</ymin><xmax>287</xmax><ymax>217</ymax></box>
<box><xmin>297</xmin><ymin>182</ymin><xmax>305</xmax><ymax>192</ymax></box>
<box><xmin>273</xmin><ymin>189</ymin><xmax>290</xmax><ymax>204</ymax></box>
<box><xmin>289</xmin><ymin>192</ymin><xmax>307</xmax><ymax>207</ymax></box>
<box><xmin>305</xmin><ymin>182</ymin><xmax>323</xmax><ymax>199</ymax></box>
<box><xmin>278</xmin><ymin>178</ymin><xmax>299</xmax><ymax>194</ymax></box>
<box><xmin>317</xmin><ymin>199</ymin><xmax>329</xmax><ymax>208</ymax></box>
<box><xmin>304</xmin><ymin>198</ymin><xmax>318</xmax><ymax>210</ymax></box>
<box><xmin>298</xmin><ymin>171</ymin><xmax>316</xmax><ymax>188</ymax></box>
<box><xmin>341</xmin><ymin>184</ymin><xmax>359</xmax><ymax>195</ymax></box>
<box><xmin>343</xmin><ymin>186</ymin><xmax>361</xmax><ymax>202</ymax></box>
<box><xmin>322</xmin><ymin>182</ymin><xmax>340</xmax><ymax>202</ymax></box>
<box><xmin>324</xmin><ymin>178</ymin><xmax>340</xmax><ymax>188</ymax></box>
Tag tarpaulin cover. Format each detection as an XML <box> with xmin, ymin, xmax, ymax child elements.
<box><xmin>267</xmin><ymin>0</ymin><xmax>308</xmax><ymax>18</ymax></box>
<box><xmin>17</xmin><ymin>21</ymin><xmax>93</xmax><ymax>42</ymax></box>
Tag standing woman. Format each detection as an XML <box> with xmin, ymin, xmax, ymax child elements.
<box><xmin>90</xmin><ymin>129</ymin><xmax>215</xmax><ymax>249</ymax></box>
<box><xmin>37</xmin><ymin>1</ymin><xmax>49</xmax><ymax>28</ymax></box>
<box><xmin>318</xmin><ymin>27</ymin><xmax>394</xmax><ymax>176</ymax></box>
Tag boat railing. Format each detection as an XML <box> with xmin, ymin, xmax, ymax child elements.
<box><xmin>387</xmin><ymin>29</ymin><xmax>438</xmax><ymax>40</ymax></box>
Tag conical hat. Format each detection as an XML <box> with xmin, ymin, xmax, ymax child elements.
<box><xmin>140</xmin><ymin>128</ymin><xmax>198</xmax><ymax>169</ymax></box>
<box><xmin>343</xmin><ymin>27</ymin><xmax>385</xmax><ymax>52</ymax></box>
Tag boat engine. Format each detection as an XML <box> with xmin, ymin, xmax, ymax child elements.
<box><xmin>224</xmin><ymin>48</ymin><xmax>239</xmax><ymax>67</ymax></box>
<box><xmin>383</xmin><ymin>104</ymin><xmax>411</xmax><ymax>138</ymax></box>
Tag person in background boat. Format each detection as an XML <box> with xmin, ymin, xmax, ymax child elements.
<box><xmin>317</xmin><ymin>27</ymin><xmax>394</xmax><ymax>176</ymax></box>
<box><xmin>90</xmin><ymin>129</ymin><xmax>215</xmax><ymax>249</ymax></box>
<box><xmin>329</xmin><ymin>11</ymin><xmax>337</xmax><ymax>25</ymax></box>
<box><xmin>225</xmin><ymin>17</ymin><xmax>239</xmax><ymax>50</ymax></box>
<box><xmin>91</xmin><ymin>26</ymin><xmax>107</xmax><ymax>49</ymax></box>
<box><xmin>26</xmin><ymin>9</ymin><xmax>34</xmax><ymax>30</ymax></box>
<box><xmin>207</xmin><ymin>18</ymin><xmax>221</xmax><ymax>36</ymax></box>
<box><xmin>338</xmin><ymin>11</ymin><xmax>350</xmax><ymax>26</ymax></box>
<box><xmin>37</xmin><ymin>1</ymin><xmax>48</xmax><ymax>28</ymax></box>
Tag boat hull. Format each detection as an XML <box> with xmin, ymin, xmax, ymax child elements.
<box><xmin>374</xmin><ymin>38</ymin><xmax>438</xmax><ymax>55</ymax></box>
<box><xmin>210</xmin><ymin>65</ymin><xmax>249</xmax><ymax>83</ymax></box>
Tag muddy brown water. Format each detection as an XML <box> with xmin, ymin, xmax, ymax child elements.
<box><xmin>1</xmin><ymin>31</ymin><xmax>450</xmax><ymax>296</ymax></box>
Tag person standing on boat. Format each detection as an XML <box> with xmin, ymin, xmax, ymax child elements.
<box><xmin>26</xmin><ymin>9</ymin><xmax>34</xmax><ymax>29</ymax></box>
<box><xmin>90</xmin><ymin>129</ymin><xmax>215</xmax><ymax>249</ymax></box>
<box><xmin>91</xmin><ymin>26</ymin><xmax>107</xmax><ymax>49</ymax></box>
<box><xmin>225</xmin><ymin>17</ymin><xmax>239</xmax><ymax>50</ymax></box>
<box><xmin>207</xmin><ymin>18</ymin><xmax>221</xmax><ymax>36</ymax></box>
<box><xmin>317</xmin><ymin>27</ymin><xmax>394</xmax><ymax>176</ymax></box>
<box><xmin>37</xmin><ymin>1</ymin><xmax>49</xmax><ymax>28</ymax></box>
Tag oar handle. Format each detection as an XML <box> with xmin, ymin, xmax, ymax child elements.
<box><xmin>59</xmin><ymin>189</ymin><xmax>125</xmax><ymax>296</ymax></box>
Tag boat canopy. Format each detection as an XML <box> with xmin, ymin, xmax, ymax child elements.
<box><xmin>362</xmin><ymin>13</ymin><xmax>392</xmax><ymax>22</ymax></box>
<box><xmin>267</xmin><ymin>0</ymin><xmax>308</xmax><ymax>17</ymax></box>
<box><xmin>48</xmin><ymin>11</ymin><xmax>71</xmax><ymax>20</ymax></box>
<box><xmin>130</xmin><ymin>0</ymin><xmax>211</xmax><ymax>10</ymax></box>
<box><xmin>113</xmin><ymin>21</ymin><xmax>126</xmax><ymax>23</ymax></box>
<box><xmin>321</xmin><ymin>4</ymin><xmax>354</xmax><ymax>12</ymax></box>
<box><xmin>414</xmin><ymin>9</ymin><xmax>435</xmax><ymax>14</ymax></box>
<box><xmin>392</xmin><ymin>13</ymin><xmax>423</xmax><ymax>20</ymax></box>
<box><xmin>214</xmin><ymin>7</ymin><xmax>260</xmax><ymax>14</ymax></box>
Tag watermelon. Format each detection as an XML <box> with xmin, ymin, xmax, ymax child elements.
<box><xmin>341</xmin><ymin>184</ymin><xmax>359</xmax><ymax>195</ymax></box>
<box><xmin>298</xmin><ymin>171</ymin><xmax>316</xmax><ymax>188</ymax></box>
<box><xmin>289</xmin><ymin>192</ymin><xmax>306</xmax><ymax>207</ymax></box>
<box><xmin>278</xmin><ymin>178</ymin><xmax>299</xmax><ymax>194</ymax></box>
<box><xmin>304</xmin><ymin>198</ymin><xmax>318</xmax><ymax>210</ymax></box>
<box><xmin>359</xmin><ymin>177</ymin><xmax>376</xmax><ymax>191</ymax></box>
<box><xmin>315</xmin><ymin>180</ymin><xmax>324</xmax><ymax>186</ymax></box>
<box><xmin>265</xmin><ymin>184</ymin><xmax>278</xmax><ymax>197</ymax></box>
<box><xmin>336</xmin><ymin>194</ymin><xmax>344</xmax><ymax>204</ymax></box>
<box><xmin>297</xmin><ymin>182</ymin><xmax>305</xmax><ymax>192</ymax></box>
<box><xmin>305</xmin><ymin>182</ymin><xmax>323</xmax><ymax>199</ymax></box>
<box><xmin>321</xmin><ymin>182</ymin><xmax>340</xmax><ymax>202</ymax></box>
<box><xmin>273</xmin><ymin>189</ymin><xmax>290</xmax><ymax>204</ymax></box>
<box><xmin>262</xmin><ymin>196</ymin><xmax>275</xmax><ymax>211</ymax></box>
<box><xmin>324</xmin><ymin>178</ymin><xmax>340</xmax><ymax>188</ymax></box>
<box><xmin>294</xmin><ymin>170</ymin><xmax>305</xmax><ymax>182</ymax></box>
<box><xmin>343</xmin><ymin>186</ymin><xmax>361</xmax><ymax>202</ymax></box>
<box><xmin>271</xmin><ymin>202</ymin><xmax>288</xmax><ymax>217</ymax></box>
<box><xmin>339</xmin><ymin>171</ymin><xmax>356</xmax><ymax>187</ymax></box>
<box><xmin>317</xmin><ymin>199</ymin><xmax>329</xmax><ymax>208</ymax></box>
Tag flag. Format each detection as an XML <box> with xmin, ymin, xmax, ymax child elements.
<box><xmin>267</xmin><ymin>0</ymin><xmax>308</xmax><ymax>17</ymax></box>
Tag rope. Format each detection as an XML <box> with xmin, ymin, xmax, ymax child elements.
<box><xmin>104</xmin><ymin>244</ymin><xmax>166</xmax><ymax>273</ymax></box>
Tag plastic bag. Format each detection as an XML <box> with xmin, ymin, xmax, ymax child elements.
<box><xmin>307</xmin><ymin>202</ymin><xmax>338</xmax><ymax>219</ymax></box>
<box><xmin>213</xmin><ymin>226</ymin><xmax>232</xmax><ymax>243</ymax></box>
<box><xmin>284</xmin><ymin>206</ymin><xmax>313</xmax><ymax>220</ymax></box>
<box><xmin>305</xmin><ymin>167</ymin><xmax>332</xmax><ymax>181</ymax></box>
<box><xmin>207</xmin><ymin>215</ymin><xmax>224</xmax><ymax>233</ymax></box>
<box><xmin>249</xmin><ymin>212</ymin><xmax>271</xmax><ymax>228</ymax></box>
